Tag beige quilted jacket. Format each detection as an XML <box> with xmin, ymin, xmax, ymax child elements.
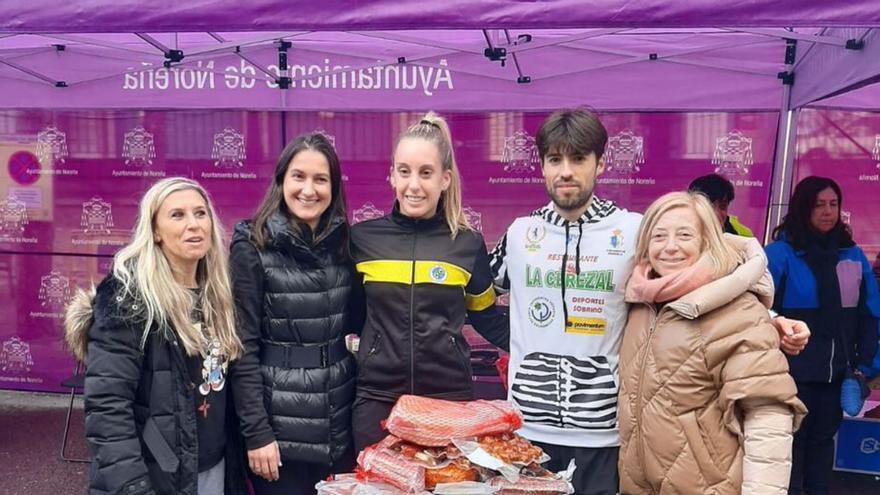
<box><xmin>618</xmin><ymin>240</ymin><xmax>807</xmax><ymax>494</ymax></box>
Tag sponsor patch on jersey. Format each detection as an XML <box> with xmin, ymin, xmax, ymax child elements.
<box><xmin>528</xmin><ymin>297</ymin><xmax>555</xmax><ymax>327</ymax></box>
<box><xmin>565</xmin><ymin>316</ymin><xmax>606</xmax><ymax>335</ymax></box>
<box><xmin>606</xmin><ymin>229</ymin><xmax>626</xmax><ymax>256</ymax></box>
<box><xmin>525</xmin><ymin>224</ymin><xmax>546</xmax><ymax>252</ymax></box>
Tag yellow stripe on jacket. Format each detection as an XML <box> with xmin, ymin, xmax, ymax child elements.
<box><xmin>357</xmin><ymin>259</ymin><xmax>495</xmax><ymax>311</ymax></box>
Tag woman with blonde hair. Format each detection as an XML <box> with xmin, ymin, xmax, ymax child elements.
<box><xmin>65</xmin><ymin>177</ymin><xmax>246</xmax><ymax>495</ymax></box>
<box><xmin>349</xmin><ymin>111</ymin><xmax>509</xmax><ymax>450</ymax></box>
<box><xmin>617</xmin><ymin>191</ymin><xmax>806</xmax><ymax>494</ymax></box>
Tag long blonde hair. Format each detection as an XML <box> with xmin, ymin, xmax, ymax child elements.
<box><xmin>634</xmin><ymin>191</ymin><xmax>739</xmax><ymax>277</ymax></box>
<box><xmin>394</xmin><ymin>111</ymin><xmax>470</xmax><ymax>238</ymax></box>
<box><xmin>113</xmin><ymin>177</ymin><xmax>241</xmax><ymax>360</ymax></box>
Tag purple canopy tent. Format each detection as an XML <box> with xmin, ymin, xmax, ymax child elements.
<box><xmin>0</xmin><ymin>4</ymin><xmax>876</xmax><ymax>226</ymax></box>
<box><xmin>0</xmin><ymin>1</ymin><xmax>879</xmax><ymax>392</ymax></box>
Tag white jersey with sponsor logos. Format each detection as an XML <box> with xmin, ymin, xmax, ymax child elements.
<box><xmin>490</xmin><ymin>198</ymin><xmax>641</xmax><ymax>448</ymax></box>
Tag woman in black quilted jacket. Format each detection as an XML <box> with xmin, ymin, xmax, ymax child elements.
<box><xmin>229</xmin><ymin>133</ymin><xmax>357</xmax><ymax>494</ymax></box>
<box><xmin>64</xmin><ymin>177</ymin><xmax>246</xmax><ymax>495</ymax></box>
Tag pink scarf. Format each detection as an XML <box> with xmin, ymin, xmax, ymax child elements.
<box><xmin>626</xmin><ymin>254</ymin><xmax>718</xmax><ymax>304</ymax></box>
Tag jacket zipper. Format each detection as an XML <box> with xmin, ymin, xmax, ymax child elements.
<box><xmin>169</xmin><ymin>338</ymin><xmax>189</xmax><ymax>493</ymax></box>
<box><xmin>828</xmin><ymin>338</ymin><xmax>835</xmax><ymax>383</ymax></box>
<box><xmin>409</xmin><ymin>231</ymin><xmax>417</xmax><ymax>394</ymax></box>
<box><xmin>450</xmin><ymin>336</ymin><xmax>469</xmax><ymax>375</ymax></box>
<box><xmin>636</xmin><ymin>305</ymin><xmax>660</xmax><ymax>481</ymax></box>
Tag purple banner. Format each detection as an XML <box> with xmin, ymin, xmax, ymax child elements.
<box><xmin>792</xmin><ymin>109</ymin><xmax>880</xmax><ymax>261</ymax></box>
<box><xmin>0</xmin><ymin>110</ymin><xmax>777</xmax><ymax>392</ymax></box>
<box><xmin>0</xmin><ymin>253</ymin><xmax>112</xmax><ymax>392</ymax></box>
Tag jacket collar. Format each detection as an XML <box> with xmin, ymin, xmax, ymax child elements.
<box><xmin>390</xmin><ymin>200</ymin><xmax>447</xmax><ymax>231</ymax></box>
<box><xmin>265</xmin><ymin>209</ymin><xmax>345</xmax><ymax>259</ymax></box>
<box><xmin>663</xmin><ymin>236</ymin><xmax>774</xmax><ymax>320</ymax></box>
<box><xmin>530</xmin><ymin>197</ymin><xmax>619</xmax><ymax>226</ymax></box>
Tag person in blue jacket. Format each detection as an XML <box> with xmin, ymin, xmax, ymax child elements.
<box><xmin>765</xmin><ymin>176</ymin><xmax>880</xmax><ymax>495</ymax></box>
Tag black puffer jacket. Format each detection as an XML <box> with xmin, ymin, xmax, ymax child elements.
<box><xmin>230</xmin><ymin>211</ymin><xmax>356</xmax><ymax>466</ymax></box>
<box><xmin>64</xmin><ymin>275</ymin><xmax>247</xmax><ymax>495</ymax></box>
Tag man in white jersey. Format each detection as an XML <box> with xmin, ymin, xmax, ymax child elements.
<box><xmin>489</xmin><ymin>109</ymin><xmax>808</xmax><ymax>494</ymax></box>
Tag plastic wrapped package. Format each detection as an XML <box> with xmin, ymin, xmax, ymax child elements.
<box><xmin>316</xmin><ymin>473</ymin><xmax>432</xmax><ymax>495</ymax></box>
<box><xmin>357</xmin><ymin>445</ymin><xmax>426</xmax><ymax>493</ymax></box>
<box><xmin>315</xmin><ymin>475</ymin><xmax>401</xmax><ymax>495</ymax></box>
<box><xmin>384</xmin><ymin>395</ymin><xmax>523</xmax><ymax>446</ymax></box>
<box><xmin>433</xmin><ymin>481</ymin><xmax>499</xmax><ymax>495</ymax></box>
<box><xmin>488</xmin><ymin>476</ymin><xmax>574</xmax><ymax>495</ymax></box>
<box><xmin>424</xmin><ymin>458</ymin><xmax>480</xmax><ymax>489</ymax></box>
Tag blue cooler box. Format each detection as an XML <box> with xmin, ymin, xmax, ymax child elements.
<box><xmin>834</xmin><ymin>417</ymin><xmax>880</xmax><ymax>475</ymax></box>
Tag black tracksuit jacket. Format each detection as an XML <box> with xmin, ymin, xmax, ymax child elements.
<box><xmin>350</xmin><ymin>203</ymin><xmax>509</xmax><ymax>402</ymax></box>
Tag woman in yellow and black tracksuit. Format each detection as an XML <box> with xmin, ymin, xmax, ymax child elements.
<box><xmin>350</xmin><ymin>112</ymin><xmax>509</xmax><ymax>451</ymax></box>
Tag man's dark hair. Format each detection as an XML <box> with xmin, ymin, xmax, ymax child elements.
<box><xmin>536</xmin><ymin>109</ymin><xmax>608</xmax><ymax>163</ymax></box>
<box><xmin>688</xmin><ymin>173</ymin><xmax>735</xmax><ymax>204</ymax></box>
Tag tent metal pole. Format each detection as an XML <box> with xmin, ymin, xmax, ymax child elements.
<box><xmin>135</xmin><ymin>33</ymin><xmax>172</xmax><ymax>55</ymax></box>
<box><xmin>723</xmin><ymin>28</ymin><xmax>849</xmax><ymax>47</ymax></box>
<box><xmin>764</xmin><ymin>38</ymin><xmax>798</xmax><ymax>244</ymax></box>
<box><xmin>0</xmin><ymin>57</ymin><xmax>61</xmax><ymax>86</ymax></box>
<box><xmin>40</xmin><ymin>33</ymin><xmax>158</xmax><ymax>55</ymax></box>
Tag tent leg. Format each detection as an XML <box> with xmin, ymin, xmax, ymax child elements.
<box><xmin>764</xmin><ymin>40</ymin><xmax>799</xmax><ymax>244</ymax></box>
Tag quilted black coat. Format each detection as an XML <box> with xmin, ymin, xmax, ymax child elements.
<box><xmin>229</xmin><ymin>211</ymin><xmax>356</xmax><ymax>466</ymax></box>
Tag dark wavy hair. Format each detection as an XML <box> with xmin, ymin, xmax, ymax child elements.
<box><xmin>536</xmin><ymin>108</ymin><xmax>608</xmax><ymax>162</ymax></box>
<box><xmin>772</xmin><ymin>175</ymin><xmax>853</xmax><ymax>250</ymax></box>
<box><xmin>250</xmin><ymin>132</ymin><xmax>349</xmax><ymax>257</ymax></box>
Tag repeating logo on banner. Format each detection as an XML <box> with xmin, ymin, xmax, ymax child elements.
<box><xmin>463</xmin><ymin>206</ymin><xmax>483</xmax><ymax>232</ymax></box>
<box><xmin>873</xmin><ymin>135</ymin><xmax>880</xmax><ymax>167</ymax></box>
<box><xmin>605</xmin><ymin>130</ymin><xmax>645</xmax><ymax>175</ymax></box>
<box><xmin>0</xmin><ymin>336</ymin><xmax>33</xmax><ymax>374</ymax></box>
<box><xmin>122</xmin><ymin>126</ymin><xmax>156</xmax><ymax>167</ymax></box>
<box><xmin>211</xmin><ymin>128</ymin><xmax>246</xmax><ymax>168</ymax></box>
<box><xmin>501</xmin><ymin>130</ymin><xmax>540</xmax><ymax>174</ymax></box>
<box><xmin>712</xmin><ymin>130</ymin><xmax>754</xmax><ymax>177</ymax></box>
<box><xmin>0</xmin><ymin>194</ymin><xmax>28</xmax><ymax>237</ymax></box>
<box><xmin>841</xmin><ymin>210</ymin><xmax>852</xmax><ymax>225</ymax></box>
<box><xmin>81</xmin><ymin>196</ymin><xmax>114</xmax><ymax>234</ymax></box>
<box><xmin>36</xmin><ymin>125</ymin><xmax>69</xmax><ymax>165</ymax></box>
<box><xmin>38</xmin><ymin>270</ymin><xmax>71</xmax><ymax>308</ymax></box>
<box><xmin>352</xmin><ymin>202</ymin><xmax>384</xmax><ymax>224</ymax></box>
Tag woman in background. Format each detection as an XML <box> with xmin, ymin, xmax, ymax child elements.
<box><xmin>765</xmin><ymin>176</ymin><xmax>880</xmax><ymax>495</ymax></box>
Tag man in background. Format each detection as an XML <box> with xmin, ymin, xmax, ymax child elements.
<box><xmin>689</xmin><ymin>173</ymin><xmax>754</xmax><ymax>237</ymax></box>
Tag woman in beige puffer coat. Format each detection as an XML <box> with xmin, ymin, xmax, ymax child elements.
<box><xmin>618</xmin><ymin>192</ymin><xmax>807</xmax><ymax>495</ymax></box>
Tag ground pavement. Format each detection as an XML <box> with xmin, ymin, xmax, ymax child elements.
<box><xmin>1</xmin><ymin>390</ymin><xmax>877</xmax><ymax>494</ymax></box>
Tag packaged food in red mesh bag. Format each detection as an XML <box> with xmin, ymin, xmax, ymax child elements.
<box><xmin>495</xmin><ymin>354</ymin><xmax>510</xmax><ymax>390</ymax></box>
<box><xmin>357</xmin><ymin>444</ymin><xmax>426</xmax><ymax>493</ymax></box>
<box><xmin>384</xmin><ymin>395</ymin><xmax>523</xmax><ymax>447</ymax></box>
<box><xmin>488</xmin><ymin>475</ymin><xmax>574</xmax><ymax>495</ymax></box>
